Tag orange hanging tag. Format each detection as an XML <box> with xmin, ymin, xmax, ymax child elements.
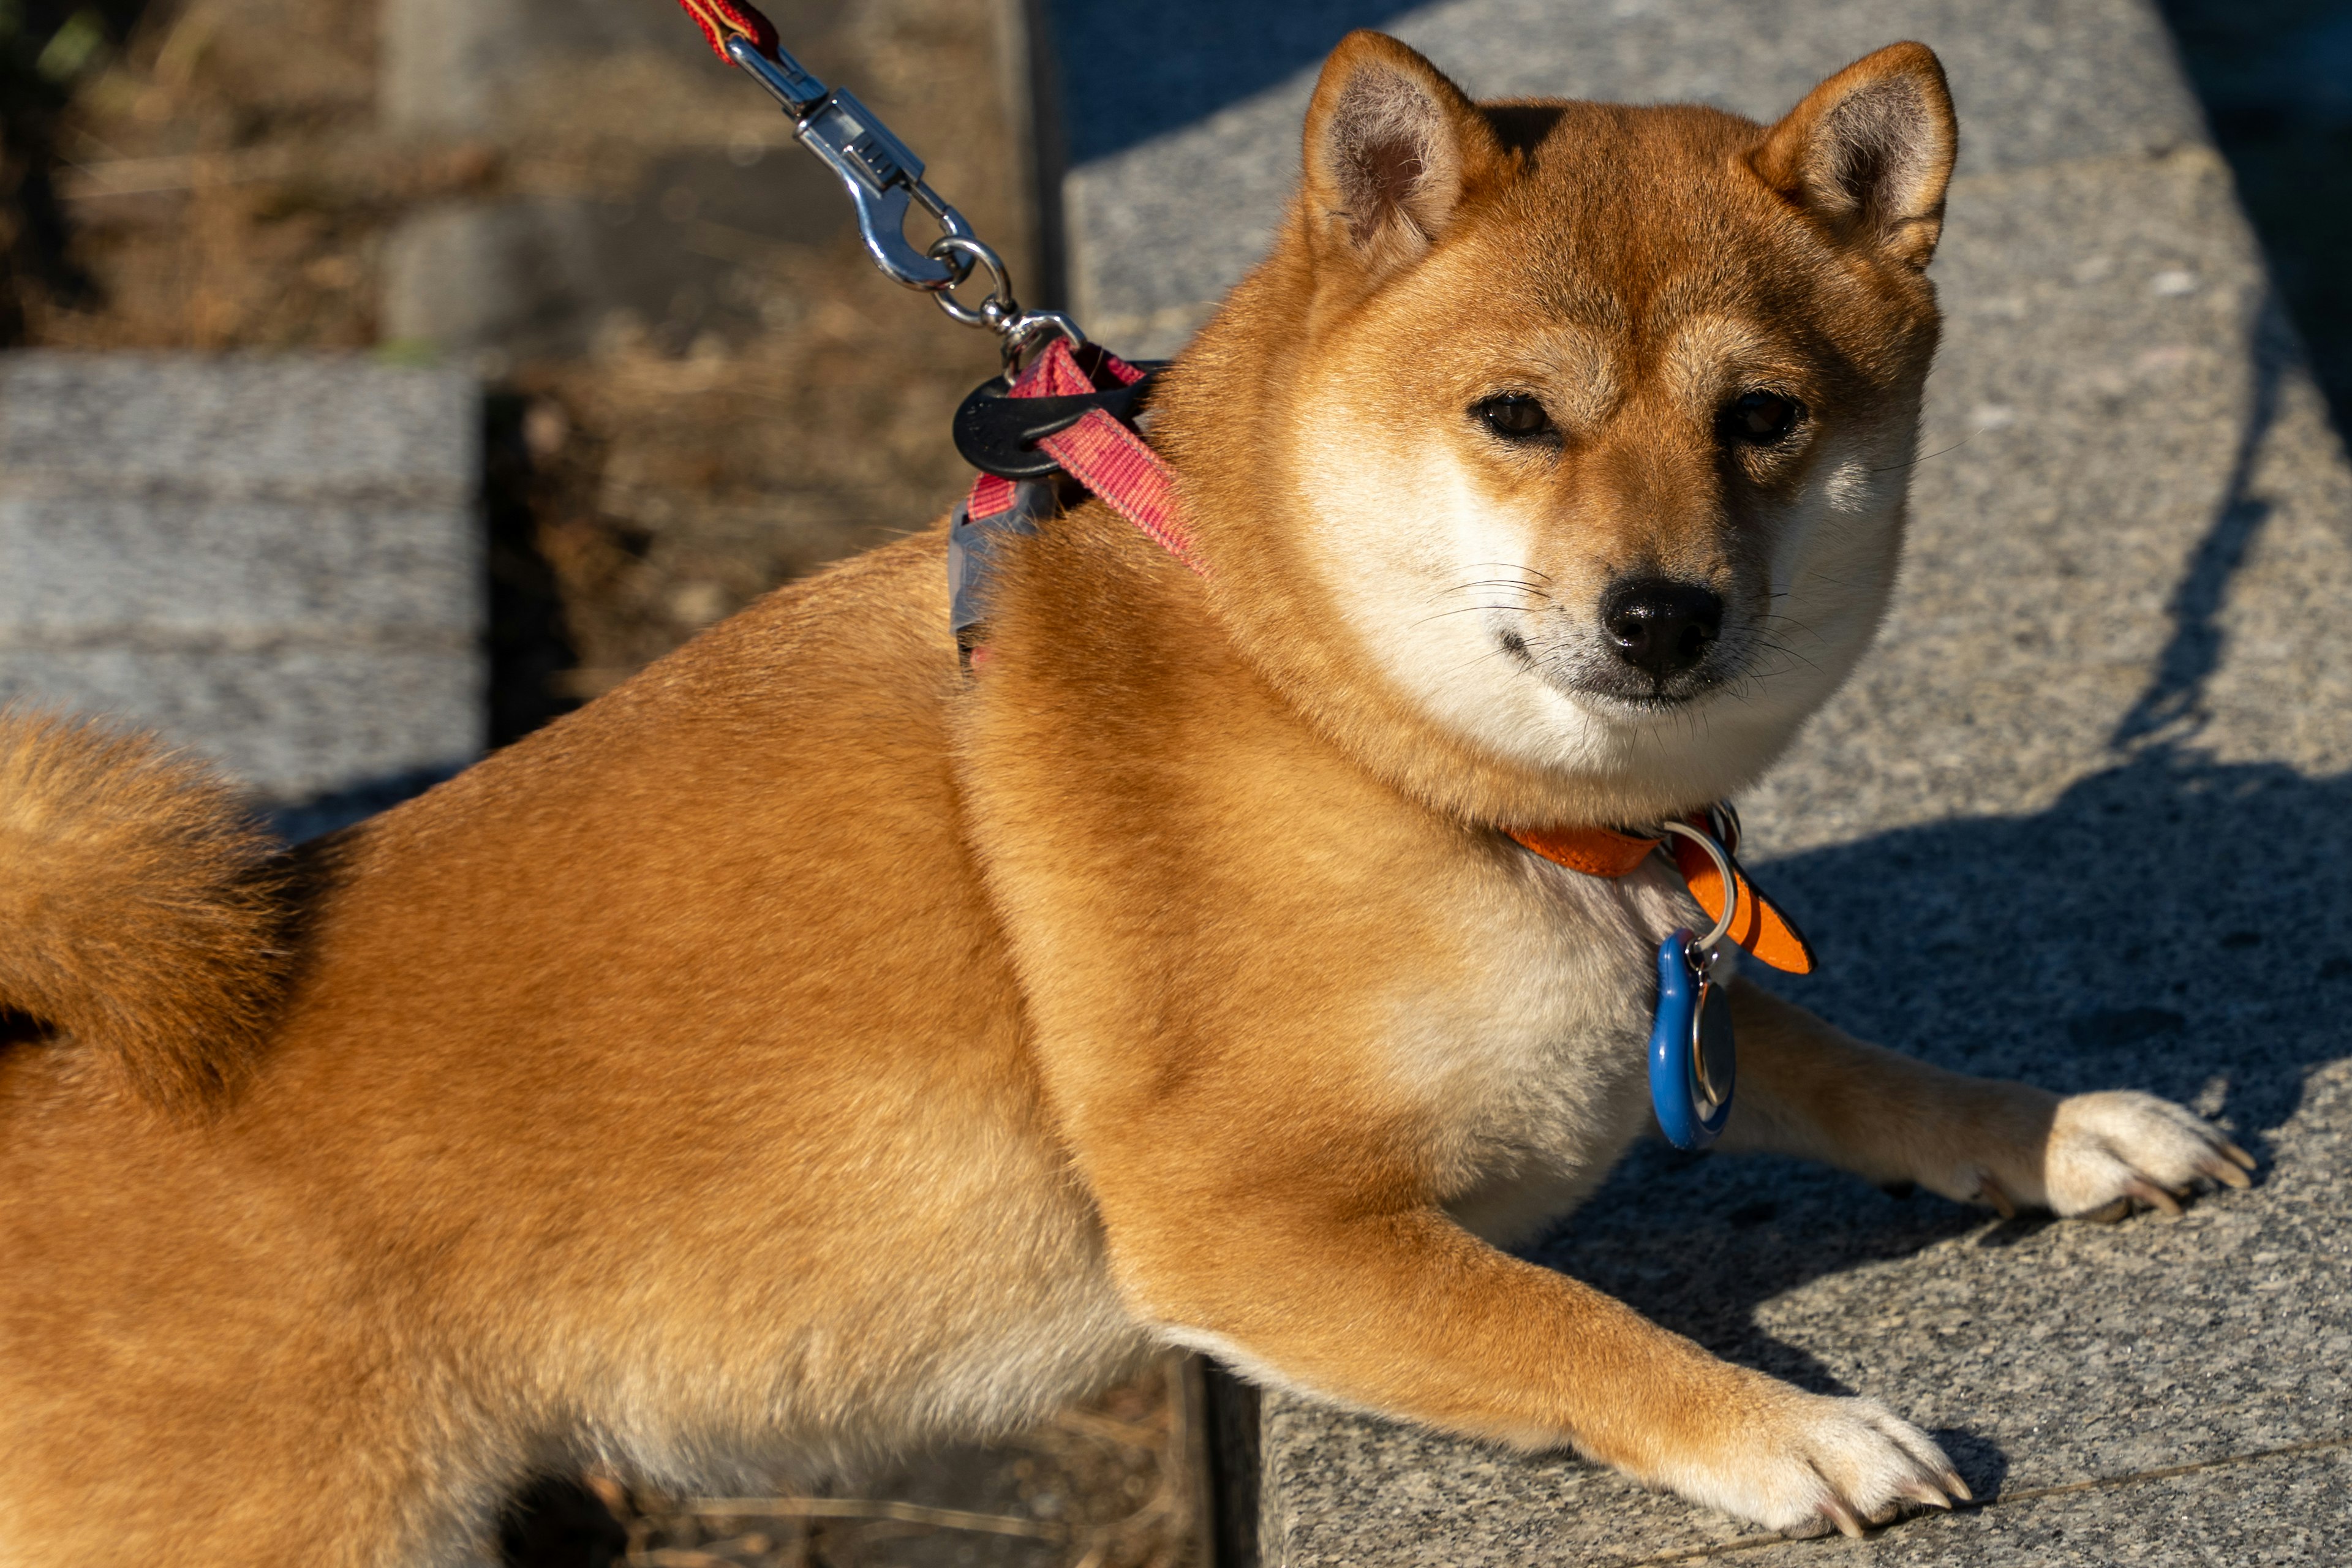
<box><xmin>1671</xmin><ymin>835</ymin><xmax>1816</xmax><ymax>974</ymax></box>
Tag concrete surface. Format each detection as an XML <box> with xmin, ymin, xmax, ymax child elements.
<box><xmin>0</xmin><ymin>354</ymin><xmax>483</xmax><ymax>831</ymax></box>
<box><xmin>1050</xmin><ymin>0</ymin><xmax>2352</xmax><ymax>1562</ymax></box>
<box><xmin>1058</xmin><ymin>0</ymin><xmax>2211</xmax><ymax>358</ymax></box>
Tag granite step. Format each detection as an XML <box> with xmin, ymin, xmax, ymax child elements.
<box><xmin>1047</xmin><ymin>1</ymin><xmax>2352</xmax><ymax>1561</ymax></box>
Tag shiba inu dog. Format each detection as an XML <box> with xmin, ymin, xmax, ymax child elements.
<box><xmin>0</xmin><ymin>32</ymin><xmax>2253</xmax><ymax>1563</ymax></box>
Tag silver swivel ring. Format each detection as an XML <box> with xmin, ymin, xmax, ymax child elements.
<box><xmin>929</xmin><ymin>236</ymin><xmax>1015</xmax><ymax>330</ymax></box>
<box><xmin>1655</xmin><ymin>818</ymin><xmax>1740</xmax><ymax>973</ymax></box>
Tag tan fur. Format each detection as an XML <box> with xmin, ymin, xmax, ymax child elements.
<box><xmin>0</xmin><ymin>711</ymin><xmax>285</xmax><ymax>1110</ymax></box>
<box><xmin>0</xmin><ymin>36</ymin><xmax>2250</xmax><ymax>1562</ymax></box>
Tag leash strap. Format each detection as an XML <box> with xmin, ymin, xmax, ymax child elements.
<box><xmin>675</xmin><ymin>0</ymin><xmax>777</xmax><ymax>59</ymax></box>
<box><xmin>1509</xmin><ymin>821</ymin><xmax>1817</xmax><ymax>974</ymax></box>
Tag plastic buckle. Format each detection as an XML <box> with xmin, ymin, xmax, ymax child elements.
<box><xmin>952</xmin><ymin>363</ymin><xmax>1166</xmax><ymax>479</ymax></box>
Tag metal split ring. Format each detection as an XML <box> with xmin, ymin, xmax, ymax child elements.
<box><xmin>1655</xmin><ymin>818</ymin><xmax>1740</xmax><ymax>967</ymax></box>
<box><xmin>929</xmin><ymin>236</ymin><xmax>1014</xmax><ymax>328</ymax></box>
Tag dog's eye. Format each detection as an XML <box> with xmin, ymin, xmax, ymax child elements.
<box><xmin>1722</xmin><ymin>390</ymin><xmax>1804</xmax><ymax>446</ymax></box>
<box><xmin>1473</xmin><ymin>394</ymin><xmax>1553</xmax><ymax>441</ymax></box>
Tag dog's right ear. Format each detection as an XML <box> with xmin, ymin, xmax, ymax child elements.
<box><xmin>1301</xmin><ymin>32</ymin><xmax>1490</xmax><ymax>284</ymax></box>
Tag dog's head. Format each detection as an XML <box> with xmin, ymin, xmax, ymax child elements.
<box><xmin>1180</xmin><ymin>34</ymin><xmax>1956</xmax><ymax>824</ymax></box>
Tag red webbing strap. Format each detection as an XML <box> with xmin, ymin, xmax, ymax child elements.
<box><xmin>1040</xmin><ymin>413</ymin><xmax>1200</xmax><ymax>569</ymax></box>
<box><xmin>967</xmin><ymin>472</ymin><xmax>1020</xmax><ymax>522</ymax></box>
<box><xmin>1000</xmin><ymin>341</ymin><xmax>1205</xmax><ymax>575</ymax></box>
<box><xmin>676</xmin><ymin>0</ymin><xmax>778</xmax><ymax>61</ymax></box>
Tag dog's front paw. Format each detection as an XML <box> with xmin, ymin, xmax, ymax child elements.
<box><xmin>1664</xmin><ymin>1382</ymin><xmax>1967</xmax><ymax>1539</ymax></box>
<box><xmin>2038</xmin><ymin>1090</ymin><xmax>2254</xmax><ymax>1220</ymax></box>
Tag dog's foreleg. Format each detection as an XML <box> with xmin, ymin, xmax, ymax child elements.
<box><xmin>1106</xmin><ymin>1193</ymin><xmax>1963</xmax><ymax>1536</ymax></box>
<box><xmin>1719</xmin><ymin>979</ymin><xmax>2253</xmax><ymax>1218</ymax></box>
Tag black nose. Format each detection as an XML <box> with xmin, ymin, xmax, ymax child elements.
<box><xmin>1600</xmin><ymin>576</ymin><xmax>1724</xmax><ymax>679</ymax></box>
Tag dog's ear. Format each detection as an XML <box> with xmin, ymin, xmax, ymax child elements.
<box><xmin>1301</xmin><ymin>31</ymin><xmax>1490</xmax><ymax>282</ymax></box>
<box><xmin>1751</xmin><ymin>42</ymin><xmax>1957</xmax><ymax>270</ymax></box>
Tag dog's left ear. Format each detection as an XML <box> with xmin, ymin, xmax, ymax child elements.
<box><xmin>1301</xmin><ymin>31</ymin><xmax>1493</xmax><ymax>282</ymax></box>
<box><xmin>1752</xmin><ymin>42</ymin><xmax>1957</xmax><ymax>270</ymax></box>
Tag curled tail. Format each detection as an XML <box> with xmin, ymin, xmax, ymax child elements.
<box><xmin>0</xmin><ymin>711</ymin><xmax>287</xmax><ymax>1111</ymax></box>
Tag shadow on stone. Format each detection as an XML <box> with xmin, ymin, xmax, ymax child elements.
<box><xmin>1515</xmin><ymin>211</ymin><xmax>2343</xmax><ymax>1500</ymax></box>
<box><xmin>486</xmin><ymin>390</ymin><xmax>586</xmax><ymax>748</ymax></box>
<box><xmin>1045</xmin><ymin>0</ymin><xmax>1415</xmax><ymax>164</ymax></box>
<box><xmin>1521</xmin><ymin>741</ymin><xmax>2344</xmax><ymax>1499</ymax></box>
<box><xmin>1931</xmin><ymin>1427</ymin><xmax>2013</xmax><ymax>1505</ymax></box>
<box><xmin>2111</xmin><ymin>292</ymin><xmax>2293</xmax><ymax>748</ymax></box>
<box><xmin>2152</xmin><ymin>0</ymin><xmax>2352</xmax><ymax>436</ymax></box>
<box><xmin>499</xmin><ymin>1475</ymin><xmax>628</xmax><ymax>1568</ymax></box>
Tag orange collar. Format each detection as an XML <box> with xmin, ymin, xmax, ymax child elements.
<box><xmin>1507</xmin><ymin>818</ymin><xmax>1816</xmax><ymax>974</ymax></box>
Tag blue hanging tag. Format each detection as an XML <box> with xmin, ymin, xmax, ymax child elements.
<box><xmin>1648</xmin><ymin>929</ymin><xmax>1735</xmax><ymax>1150</ymax></box>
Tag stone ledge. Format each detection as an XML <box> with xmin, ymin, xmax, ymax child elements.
<box><xmin>0</xmin><ymin>496</ymin><xmax>478</xmax><ymax>637</ymax></box>
<box><xmin>0</xmin><ymin>354</ymin><xmax>475</xmax><ymax>502</ymax></box>
<box><xmin>0</xmin><ymin>353</ymin><xmax>484</xmax><ymax>813</ymax></box>
<box><xmin>1045</xmin><ymin>0</ymin><xmax>2352</xmax><ymax>1562</ymax></box>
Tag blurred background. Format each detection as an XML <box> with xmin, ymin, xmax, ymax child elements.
<box><xmin>1</xmin><ymin>0</ymin><xmax>2345</xmax><ymax>1564</ymax></box>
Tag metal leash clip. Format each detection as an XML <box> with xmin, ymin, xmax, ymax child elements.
<box><xmin>718</xmin><ymin>31</ymin><xmax>1077</xmax><ymax>366</ymax></box>
<box><xmin>725</xmin><ymin>36</ymin><xmax>968</xmax><ymax>291</ymax></box>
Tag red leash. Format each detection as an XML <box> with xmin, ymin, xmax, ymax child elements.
<box><xmin>674</xmin><ymin>0</ymin><xmax>777</xmax><ymax>59</ymax></box>
<box><xmin>676</xmin><ymin>0</ymin><xmax>1191</xmax><ymax>571</ymax></box>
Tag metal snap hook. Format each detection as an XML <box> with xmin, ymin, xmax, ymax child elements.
<box><xmin>708</xmin><ymin>6</ymin><xmax>1098</xmax><ymax>369</ymax></box>
<box><xmin>724</xmin><ymin>34</ymin><xmax>975</xmax><ymax>294</ymax></box>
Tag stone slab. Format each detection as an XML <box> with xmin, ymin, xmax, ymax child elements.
<box><xmin>380</xmin><ymin>149</ymin><xmax>850</xmax><ymax>360</ymax></box>
<box><xmin>1619</xmin><ymin>1442</ymin><xmax>2352</xmax><ymax>1567</ymax></box>
<box><xmin>1265</xmin><ymin>1063</ymin><xmax>2352</xmax><ymax>1564</ymax></box>
<box><xmin>1054</xmin><ymin>0</ymin><xmax>2210</xmax><ymax>356</ymax></box>
<box><xmin>0</xmin><ymin>353</ymin><xmax>483</xmax><ymax>813</ymax></box>
<box><xmin>0</xmin><ymin>649</ymin><xmax>482</xmax><ymax>811</ymax></box>
<box><xmin>0</xmin><ymin>353</ymin><xmax>474</xmax><ymax>501</ymax></box>
<box><xmin>381</xmin><ymin>0</ymin><xmax>745</xmax><ymax>135</ymax></box>
<box><xmin>1747</xmin><ymin>148</ymin><xmax>2352</xmax><ymax>847</ymax></box>
<box><xmin>1045</xmin><ymin>0</ymin><xmax>2352</xmax><ymax>1561</ymax></box>
<box><xmin>0</xmin><ymin>497</ymin><xmax>477</xmax><ymax>639</ymax></box>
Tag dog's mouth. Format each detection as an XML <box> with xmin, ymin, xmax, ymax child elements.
<box><xmin>1496</xmin><ymin>610</ymin><xmax>1747</xmax><ymax>710</ymax></box>
<box><xmin>1569</xmin><ymin>658</ymin><xmax>1733</xmax><ymax>708</ymax></box>
<box><xmin>1565</xmin><ymin>650</ymin><xmax>1740</xmax><ymax>709</ymax></box>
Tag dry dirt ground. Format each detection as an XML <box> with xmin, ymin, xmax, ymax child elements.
<box><xmin>0</xmin><ymin>2</ymin><xmax>1202</xmax><ymax>1564</ymax></box>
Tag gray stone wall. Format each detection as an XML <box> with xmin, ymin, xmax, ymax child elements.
<box><xmin>0</xmin><ymin>354</ymin><xmax>483</xmax><ymax>830</ymax></box>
